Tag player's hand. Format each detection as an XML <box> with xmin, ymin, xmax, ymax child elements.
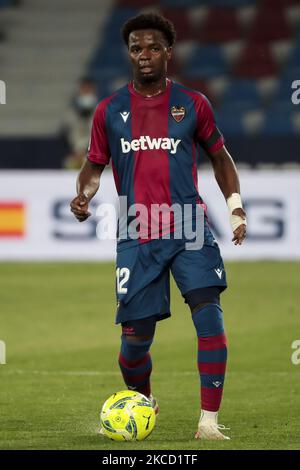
<box><xmin>232</xmin><ymin>208</ymin><xmax>247</xmax><ymax>246</ymax></box>
<box><xmin>70</xmin><ymin>194</ymin><xmax>91</xmax><ymax>222</ymax></box>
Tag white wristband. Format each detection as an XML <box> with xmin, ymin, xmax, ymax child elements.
<box><xmin>226</xmin><ymin>193</ymin><xmax>247</xmax><ymax>232</ymax></box>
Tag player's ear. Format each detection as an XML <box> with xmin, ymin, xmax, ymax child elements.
<box><xmin>166</xmin><ymin>47</ymin><xmax>172</xmax><ymax>61</ymax></box>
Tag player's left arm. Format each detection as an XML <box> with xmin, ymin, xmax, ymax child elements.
<box><xmin>196</xmin><ymin>94</ymin><xmax>246</xmax><ymax>245</ymax></box>
<box><xmin>207</xmin><ymin>145</ymin><xmax>246</xmax><ymax>245</ymax></box>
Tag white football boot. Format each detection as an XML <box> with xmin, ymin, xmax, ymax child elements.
<box><xmin>195</xmin><ymin>410</ymin><xmax>230</xmax><ymax>440</ymax></box>
<box><xmin>149</xmin><ymin>394</ymin><xmax>159</xmax><ymax>416</ymax></box>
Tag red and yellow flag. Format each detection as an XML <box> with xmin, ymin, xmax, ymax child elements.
<box><xmin>0</xmin><ymin>202</ymin><xmax>25</xmax><ymax>237</ymax></box>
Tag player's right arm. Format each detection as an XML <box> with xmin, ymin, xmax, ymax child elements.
<box><xmin>70</xmin><ymin>160</ymin><xmax>105</xmax><ymax>222</ymax></box>
<box><xmin>70</xmin><ymin>99</ymin><xmax>111</xmax><ymax>222</ymax></box>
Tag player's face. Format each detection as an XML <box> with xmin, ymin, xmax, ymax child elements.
<box><xmin>128</xmin><ymin>29</ymin><xmax>172</xmax><ymax>84</ymax></box>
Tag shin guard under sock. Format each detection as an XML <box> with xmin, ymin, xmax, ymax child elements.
<box><xmin>118</xmin><ymin>335</ymin><xmax>153</xmax><ymax>398</ymax></box>
<box><xmin>192</xmin><ymin>304</ymin><xmax>227</xmax><ymax>412</ymax></box>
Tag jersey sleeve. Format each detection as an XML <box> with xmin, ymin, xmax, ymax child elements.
<box><xmin>195</xmin><ymin>94</ymin><xmax>224</xmax><ymax>153</ymax></box>
<box><xmin>87</xmin><ymin>101</ymin><xmax>111</xmax><ymax>165</ymax></box>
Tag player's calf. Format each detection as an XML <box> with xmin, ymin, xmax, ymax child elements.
<box><xmin>185</xmin><ymin>287</ymin><xmax>229</xmax><ymax>439</ymax></box>
<box><xmin>118</xmin><ymin>316</ymin><xmax>157</xmax><ymax>398</ymax></box>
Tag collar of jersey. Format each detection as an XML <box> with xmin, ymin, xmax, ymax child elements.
<box><xmin>128</xmin><ymin>78</ymin><xmax>172</xmax><ymax>100</ymax></box>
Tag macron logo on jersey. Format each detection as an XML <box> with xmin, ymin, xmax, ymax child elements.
<box><xmin>121</xmin><ymin>136</ymin><xmax>181</xmax><ymax>155</ymax></box>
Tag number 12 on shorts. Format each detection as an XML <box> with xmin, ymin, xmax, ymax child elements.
<box><xmin>116</xmin><ymin>267</ymin><xmax>130</xmax><ymax>294</ymax></box>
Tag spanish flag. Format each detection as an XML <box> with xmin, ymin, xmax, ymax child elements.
<box><xmin>0</xmin><ymin>202</ymin><xmax>25</xmax><ymax>237</ymax></box>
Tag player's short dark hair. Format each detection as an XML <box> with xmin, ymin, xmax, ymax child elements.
<box><xmin>121</xmin><ymin>12</ymin><xmax>176</xmax><ymax>48</ymax></box>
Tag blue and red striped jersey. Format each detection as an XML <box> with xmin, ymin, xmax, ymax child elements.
<box><xmin>87</xmin><ymin>79</ymin><xmax>224</xmax><ymax>245</ymax></box>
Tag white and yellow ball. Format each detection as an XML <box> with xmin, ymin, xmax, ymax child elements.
<box><xmin>100</xmin><ymin>390</ymin><xmax>156</xmax><ymax>441</ymax></box>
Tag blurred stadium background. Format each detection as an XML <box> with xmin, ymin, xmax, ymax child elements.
<box><xmin>0</xmin><ymin>0</ymin><xmax>300</xmax><ymax>260</ymax></box>
<box><xmin>1</xmin><ymin>0</ymin><xmax>300</xmax><ymax>167</ymax></box>
<box><xmin>0</xmin><ymin>0</ymin><xmax>300</xmax><ymax>451</ymax></box>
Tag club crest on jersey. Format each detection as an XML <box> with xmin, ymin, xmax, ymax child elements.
<box><xmin>171</xmin><ymin>105</ymin><xmax>185</xmax><ymax>123</ymax></box>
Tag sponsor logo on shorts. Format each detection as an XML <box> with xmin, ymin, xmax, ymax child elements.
<box><xmin>122</xmin><ymin>326</ymin><xmax>136</xmax><ymax>336</ymax></box>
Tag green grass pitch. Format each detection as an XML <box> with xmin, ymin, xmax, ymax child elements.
<box><xmin>0</xmin><ymin>261</ymin><xmax>299</xmax><ymax>450</ymax></box>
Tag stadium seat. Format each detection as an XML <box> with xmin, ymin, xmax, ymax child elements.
<box><xmin>248</xmin><ymin>7</ymin><xmax>292</xmax><ymax>42</ymax></box>
<box><xmin>89</xmin><ymin>64</ymin><xmax>130</xmax><ymax>82</ymax></box>
<box><xmin>243</xmin><ymin>110</ymin><xmax>265</xmax><ymax>134</ymax></box>
<box><xmin>233</xmin><ymin>42</ymin><xmax>278</xmax><ymax>78</ymax></box>
<box><xmin>272</xmin><ymin>76</ymin><xmax>299</xmax><ymax>109</ymax></box>
<box><xmin>198</xmin><ymin>8</ymin><xmax>242</xmax><ymax>43</ymax></box>
<box><xmin>161</xmin><ymin>8</ymin><xmax>197</xmax><ymax>41</ymax></box>
<box><xmin>102</xmin><ymin>7</ymin><xmax>139</xmax><ymax>41</ymax></box>
<box><xmin>263</xmin><ymin>111</ymin><xmax>297</xmax><ymax>135</ymax></box>
<box><xmin>84</xmin><ymin>1</ymin><xmax>299</xmax><ymax>140</ymax></box>
<box><xmin>184</xmin><ymin>45</ymin><xmax>227</xmax><ymax>79</ymax></box>
<box><xmin>215</xmin><ymin>110</ymin><xmax>246</xmax><ymax>135</ymax></box>
<box><xmin>221</xmin><ymin>79</ymin><xmax>262</xmax><ymax>111</ymax></box>
<box><xmin>178</xmin><ymin>79</ymin><xmax>215</xmax><ymax>104</ymax></box>
<box><xmin>285</xmin><ymin>44</ymin><xmax>300</xmax><ymax>75</ymax></box>
<box><xmin>89</xmin><ymin>45</ymin><xmax>130</xmax><ymax>71</ymax></box>
<box><xmin>265</xmin><ymin>77</ymin><xmax>299</xmax><ymax>119</ymax></box>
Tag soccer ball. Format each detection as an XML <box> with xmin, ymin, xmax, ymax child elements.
<box><xmin>100</xmin><ymin>390</ymin><xmax>156</xmax><ymax>441</ymax></box>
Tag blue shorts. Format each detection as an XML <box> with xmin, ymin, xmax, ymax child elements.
<box><xmin>115</xmin><ymin>223</ymin><xmax>227</xmax><ymax>324</ymax></box>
